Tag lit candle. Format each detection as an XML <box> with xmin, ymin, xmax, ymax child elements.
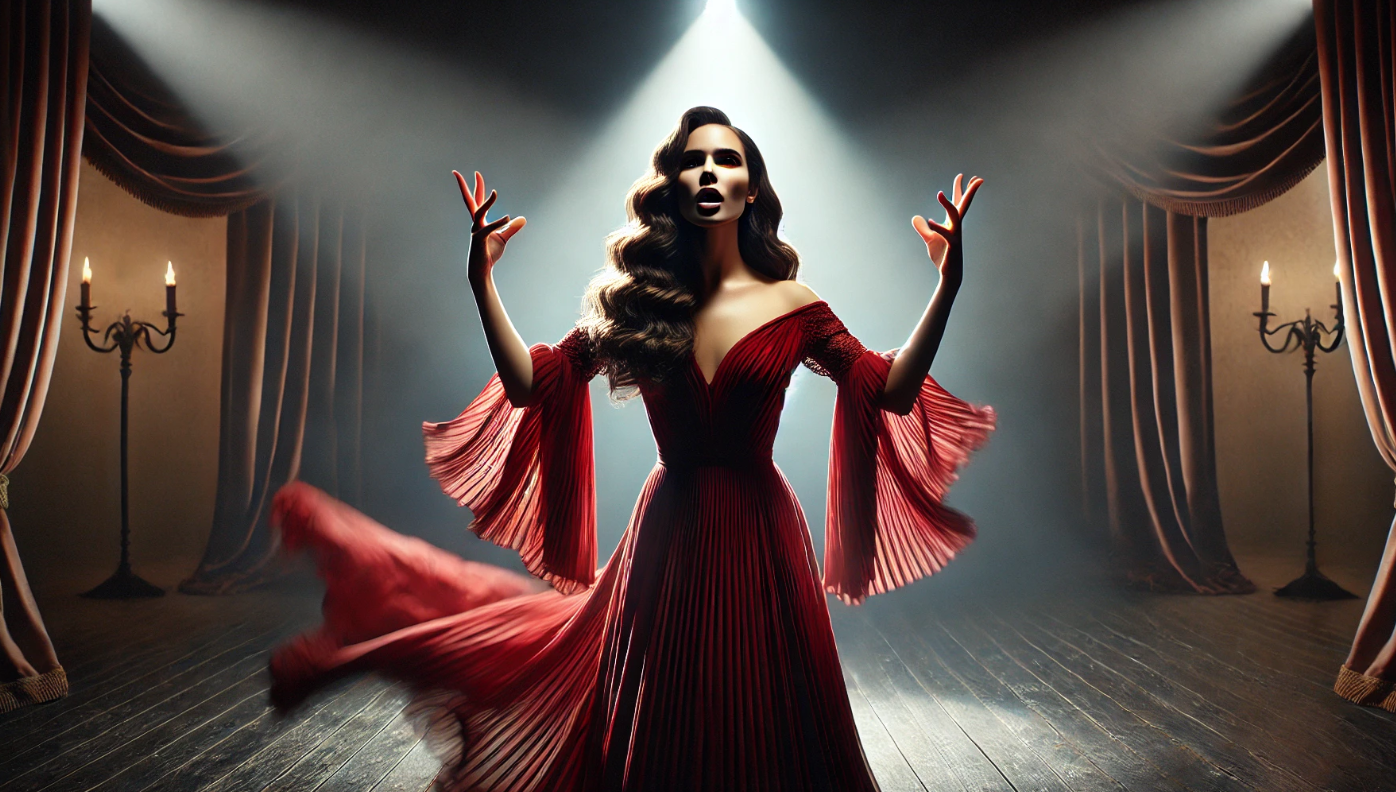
<box><xmin>1334</xmin><ymin>260</ymin><xmax>1342</xmax><ymax>318</ymax></box>
<box><xmin>1260</xmin><ymin>260</ymin><xmax>1271</xmax><ymax>314</ymax></box>
<box><xmin>165</xmin><ymin>262</ymin><xmax>177</xmax><ymax>316</ymax></box>
<box><xmin>81</xmin><ymin>257</ymin><xmax>91</xmax><ymax>310</ymax></box>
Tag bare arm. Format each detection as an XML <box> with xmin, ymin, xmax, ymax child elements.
<box><xmin>879</xmin><ymin>174</ymin><xmax>982</xmax><ymax>416</ymax></box>
<box><xmin>456</xmin><ymin>170</ymin><xmax>534</xmax><ymax>407</ymax></box>
<box><xmin>470</xmin><ymin>273</ymin><xmax>533</xmax><ymax>407</ymax></box>
<box><xmin>881</xmin><ymin>276</ymin><xmax>959</xmax><ymax>415</ymax></box>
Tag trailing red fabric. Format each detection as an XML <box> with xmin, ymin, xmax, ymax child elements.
<box><xmin>272</xmin><ymin>482</ymin><xmax>544</xmax><ymax>649</ymax></box>
<box><xmin>423</xmin><ymin>336</ymin><xmax>598</xmax><ymax>594</ymax></box>
<box><xmin>266</xmin><ymin>481</ymin><xmax>585</xmax><ymax>717</ymax></box>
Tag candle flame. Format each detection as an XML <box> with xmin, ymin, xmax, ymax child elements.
<box><xmin>1335</xmin><ymin>260</ymin><xmax>1341</xmax><ymax>279</ymax></box>
<box><xmin>165</xmin><ymin>261</ymin><xmax>175</xmax><ymax>286</ymax></box>
<box><xmin>82</xmin><ymin>257</ymin><xmax>91</xmax><ymax>284</ymax></box>
<box><xmin>1260</xmin><ymin>261</ymin><xmax>1271</xmax><ymax>286</ymax></box>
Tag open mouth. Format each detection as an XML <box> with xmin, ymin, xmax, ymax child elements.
<box><xmin>695</xmin><ymin>187</ymin><xmax>723</xmax><ymax>216</ymax></box>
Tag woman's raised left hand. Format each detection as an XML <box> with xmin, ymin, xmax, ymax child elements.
<box><xmin>912</xmin><ymin>173</ymin><xmax>983</xmax><ymax>287</ymax></box>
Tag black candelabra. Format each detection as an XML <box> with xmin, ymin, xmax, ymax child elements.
<box><xmin>75</xmin><ymin>260</ymin><xmax>181</xmax><ymax>599</ymax></box>
<box><xmin>1254</xmin><ymin>261</ymin><xmax>1358</xmax><ymax>600</ymax></box>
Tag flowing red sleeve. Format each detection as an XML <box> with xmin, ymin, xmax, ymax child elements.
<box><xmin>801</xmin><ymin>303</ymin><xmax>996</xmax><ymax>605</ymax></box>
<box><xmin>422</xmin><ymin>326</ymin><xmax>603</xmax><ymax>594</ymax></box>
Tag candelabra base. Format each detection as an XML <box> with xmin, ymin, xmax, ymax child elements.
<box><xmin>1274</xmin><ymin>567</ymin><xmax>1359</xmax><ymax>601</ymax></box>
<box><xmin>79</xmin><ymin>567</ymin><xmax>165</xmax><ymax>599</ymax></box>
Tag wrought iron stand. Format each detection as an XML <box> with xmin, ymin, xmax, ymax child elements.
<box><xmin>1254</xmin><ymin>295</ymin><xmax>1357</xmax><ymax>600</ymax></box>
<box><xmin>76</xmin><ymin>304</ymin><xmax>180</xmax><ymax>599</ymax></box>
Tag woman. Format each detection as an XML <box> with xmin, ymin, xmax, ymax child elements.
<box><xmin>268</xmin><ymin>106</ymin><xmax>994</xmax><ymax>791</ymax></box>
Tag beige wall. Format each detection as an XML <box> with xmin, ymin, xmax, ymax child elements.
<box><xmin>1210</xmin><ymin>164</ymin><xmax>1392</xmax><ymax>582</ymax></box>
<box><xmin>8</xmin><ymin>161</ymin><xmax>226</xmax><ymax>594</ymax></box>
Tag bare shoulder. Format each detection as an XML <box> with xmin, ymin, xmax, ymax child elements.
<box><xmin>772</xmin><ymin>279</ymin><xmax>822</xmax><ymax>311</ymax></box>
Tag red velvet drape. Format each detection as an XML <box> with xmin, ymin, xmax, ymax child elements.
<box><xmin>1082</xmin><ymin>199</ymin><xmax>1254</xmax><ymax>592</ymax></box>
<box><xmin>1080</xmin><ymin>20</ymin><xmax>1324</xmax><ymax>593</ymax></box>
<box><xmin>82</xmin><ymin>17</ymin><xmax>277</xmax><ymax>217</ymax></box>
<box><xmin>1316</xmin><ymin>0</ymin><xmax>1396</xmax><ymax>712</ymax></box>
<box><xmin>179</xmin><ymin>195</ymin><xmax>366</xmax><ymax>595</ymax></box>
<box><xmin>1091</xmin><ymin>23</ymin><xmax>1326</xmax><ymax>217</ymax></box>
<box><xmin>0</xmin><ymin>0</ymin><xmax>88</xmax><ymax>711</ymax></box>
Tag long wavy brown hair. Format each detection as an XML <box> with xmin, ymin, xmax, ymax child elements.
<box><xmin>579</xmin><ymin>106</ymin><xmax>801</xmax><ymax>400</ymax></box>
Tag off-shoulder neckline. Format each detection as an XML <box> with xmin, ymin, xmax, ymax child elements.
<box><xmin>692</xmin><ymin>299</ymin><xmax>828</xmax><ymax>387</ymax></box>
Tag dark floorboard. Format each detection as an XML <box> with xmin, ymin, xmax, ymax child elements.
<box><xmin>3</xmin><ymin>557</ymin><xmax>1393</xmax><ymax>791</ymax></box>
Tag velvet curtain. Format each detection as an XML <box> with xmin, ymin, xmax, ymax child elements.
<box><xmin>178</xmin><ymin>195</ymin><xmax>366</xmax><ymax>595</ymax></box>
<box><xmin>1315</xmin><ymin>0</ymin><xmax>1396</xmax><ymax>712</ymax></box>
<box><xmin>82</xmin><ymin>17</ymin><xmax>277</xmax><ymax>218</ymax></box>
<box><xmin>1091</xmin><ymin>22</ymin><xmax>1326</xmax><ymax>217</ymax></box>
<box><xmin>0</xmin><ymin>0</ymin><xmax>88</xmax><ymax>711</ymax></box>
<box><xmin>1080</xmin><ymin>20</ymin><xmax>1326</xmax><ymax>592</ymax></box>
<box><xmin>1082</xmin><ymin>199</ymin><xmax>1254</xmax><ymax>592</ymax></box>
<box><xmin>80</xmin><ymin>21</ymin><xmax>366</xmax><ymax>594</ymax></box>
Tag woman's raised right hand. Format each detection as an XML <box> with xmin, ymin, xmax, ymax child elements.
<box><xmin>454</xmin><ymin>170</ymin><xmax>526</xmax><ymax>286</ymax></box>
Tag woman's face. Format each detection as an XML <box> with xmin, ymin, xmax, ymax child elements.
<box><xmin>676</xmin><ymin>124</ymin><xmax>755</xmax><ymax>228</ymax></box>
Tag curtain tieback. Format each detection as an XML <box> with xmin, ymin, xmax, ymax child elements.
<box><xmin>0</xmin><ymin>473</ymin><xmax>8</xmax><ymax>509</ymax></box>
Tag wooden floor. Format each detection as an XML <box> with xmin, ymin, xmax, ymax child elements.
<box><xmin>2</xmin><ymin>560</ymin><xmax>1393</xmax><ymax>792</ymax></box>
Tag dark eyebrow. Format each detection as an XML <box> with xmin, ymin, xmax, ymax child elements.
<box><xmin>682</xmin><ymin>148</ymin><xmax>743</xmax><ymax>160</ymax></box>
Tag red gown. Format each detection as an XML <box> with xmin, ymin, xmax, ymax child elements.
<box><xmin>267</xmin><ymin>299</ymin><xmax>995</xmax><ymax>791</ymax></box>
